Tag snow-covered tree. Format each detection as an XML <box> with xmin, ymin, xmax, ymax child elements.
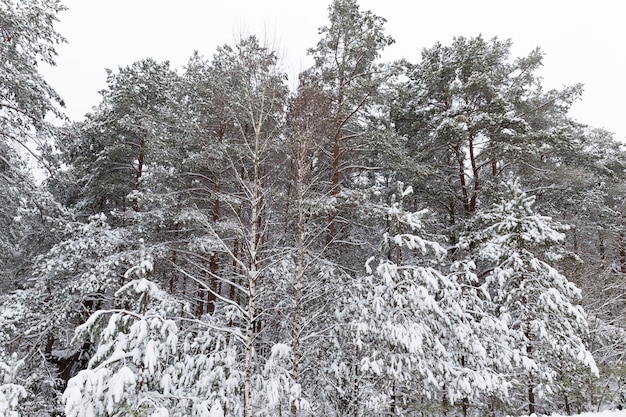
<box><xmin>0</xmin><ymin>356</ymin><xmax>26</xmax><ymax>417</ymax></box>
<box><xmin>0</xmin><ymin>212</ymin><xmax>133</xmax><ymax>414</ymax></box>
<box><xmin>1</xmin><ymin>0</ymin><xmax>66</xmax><ymax>292</ymax></box>
<box><xmin>437</xmin><ymin>258</ymin><xmax>513</xmax><ymax>416</ymax></box>
<box><xmin>301</xmin><ymin>0</ymin><xmax>394</xmax><ymax>244</ymax></box>
<box><xmin>350</xmin><ymin>184</ymin><xmax>508</xmax><ymax>416</ymax></box>
<box><xmin>62</xmin><ymin>246</ymin><xmax>249</xmax><ymax>417</ymax></box>
<box><xmin>63</xmin><ymin>253</ymin><xmax>176</xmax><ymax>417</ymax></box>
<box><xmin>392</xmin><ymin>36</ymin><xmax>582</xmax><ymax>231</ymax></box>
<box><xmin>355</xmin><ymin>184</ymin><xmax>448</xmax><ymax>414</ymax></box>
<box><xmin>177</xmin><ymin>35</ymin><xmax>290</xmax><ymax>417</ymax></box>
<box><xmin>461</xmin><ymin>179</ymin><xmax>598</xmax><ymax>415</ymax></box>
<box><xmin>58</xmin><ymin>58</ymin><xmax>181</xmax><ymax>215</ymax></box>
<box><xmin>0</xmin><ymin>0</ymin><xmax>65</xmax><ymax>146</ymax></box>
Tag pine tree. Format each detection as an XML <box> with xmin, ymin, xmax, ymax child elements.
<box><xmin>393</xmin><ymin>36</ymin><xmax>582</xmax><ymax>231</ymax></box>
<box><xmin>351</xmin><ymin>183</ymin><xmax>513</xmax><ymax>416</ymax></box>
<box><xmin>58</xmin><ymin>58</ymin><xmax>181</xmax><ymax>215</ymax></box>
<box><xmin>300</xmin><ymin>0</ymin><xmax>394</xmax><ymax>246</ymax></box>
<box><xmin>461</xmin><ymin>179</ymin><xmax>598</xmax><ymax>415</ymax></box>
<box><xmin>0</xmin><ymin>0</ymin><xmax>66</xmax><ymax>292</ymax></box>
<box><xmin>63</xmin><ymin>251</ymin><xmax>245</xmax><ymax>417</ymax></box>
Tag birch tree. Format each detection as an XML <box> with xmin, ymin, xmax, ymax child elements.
<box><xmin>187</xmin><ymin>36</ymin><xmax>289</xmax><ymax>417</ymax></box>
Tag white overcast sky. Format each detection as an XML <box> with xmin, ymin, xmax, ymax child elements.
<box><xmin>41</xmin><ymin>0</ymin><xmax>625</xmax><ymax>140</ymax></box>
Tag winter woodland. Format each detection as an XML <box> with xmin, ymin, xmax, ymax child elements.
<box><xmin>1</xmin><ymin>0</ymin><xmax>625</xmax><ymax>416</ymax></box>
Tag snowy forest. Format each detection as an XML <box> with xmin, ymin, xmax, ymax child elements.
<box><xmin>1</xmin><ymin>0</ymin><xmax>625</xmax><ymax>416</ymax></box>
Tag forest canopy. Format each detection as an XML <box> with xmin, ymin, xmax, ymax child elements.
<box><xmin>1</xmin><ymin>0</ymin><xmax>625</xmax><ymax>416</ymax></box>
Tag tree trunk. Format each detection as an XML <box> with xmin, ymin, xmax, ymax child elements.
<box><xmin>291</xmin><ymin>157</ymin><xmax>306</xmax><ymax>416</ymax></box>
<box><xmin>353</xmin><ymin>344</ymin><xmax>360</xmax><ymax>417</ymax></box>
<box><xmin>169</xmin><ymin>220</ymin><xmax>179</xmax><ymax>294</ymax></box>
<box><xmin>454</xmin><ymin>145</ymin><xmax>471</xmax><ymax>216</ymax></box>
<box><xmin>619</xmin><ymin>216</ymin><xmax>626</xmax><ymax>274</ymax></box>
<box><xmin>526</xmin><ymin>321</ymin><xmax>536</xmax><ymax>415</ymax></box>
<box><xmin>328</xmin><ymin>128</ymin><xmax>341</xmax><ymax>242</ymax></box>
<box><xmin>468</xmin><ymin>131</ymin><xmax>480</xmax><ymax>212</ymax></box>
<box><xmin>206</xmin><ymin>182</ymin><xmax>221</xmax><ymax>314</ymax></box>
<box><xmin>132</xmin><ymin>135</ymin><xmax>145</xmax><ymax>212</ymax></box>
<box><xmin>244</xmin><ymin>264</ymin><xmax>257</xmax><ymax>417</ymax></box>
